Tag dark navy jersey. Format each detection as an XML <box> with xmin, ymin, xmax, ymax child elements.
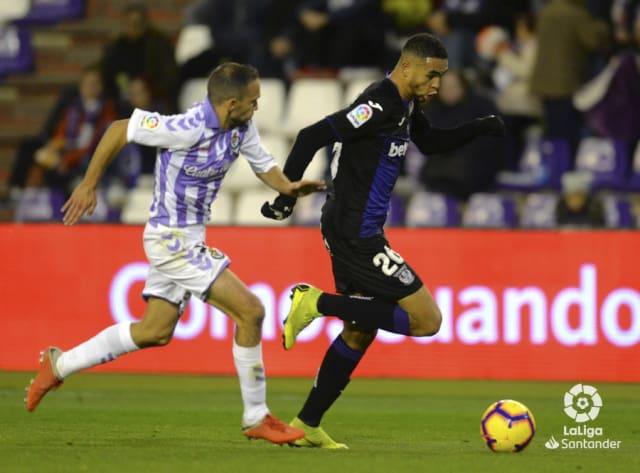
<box><xmin>322</xmin><ymin>78</ymin><xmax>429</xmax><ymax>239</ymax></box>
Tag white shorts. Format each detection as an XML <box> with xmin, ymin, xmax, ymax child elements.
<box><xmin>142</xmin><ymin>223</ymin><xmax>230</xmax><ymax>311</ymax></box>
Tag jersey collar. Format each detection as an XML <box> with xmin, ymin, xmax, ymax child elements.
<box><xmin>383</xmin><ymin>76</ymin><xmax>412</xmax><ymax>110</ymax></box>
<box><xmin>203</xmin><ymin>98</ymin><xmax>221</xmax><ymax>129</ymax></box>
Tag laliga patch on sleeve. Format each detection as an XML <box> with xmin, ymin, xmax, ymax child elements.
<box><xmin>346</xmin><ymin>104</ymin><xmax>373</xmax><ymax>128</ymax></box>
<box><xmin>140</xmin><ymin>114</ymin><xmax>160</xmax><ymax>130</ymax></box>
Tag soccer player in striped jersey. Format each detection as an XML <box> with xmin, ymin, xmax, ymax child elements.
<box><xmin>26</xmin><ymin>63</ymin><xmax>325</xmax><ymax>445</ymax></box>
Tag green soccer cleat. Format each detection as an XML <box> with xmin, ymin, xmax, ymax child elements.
<box><xmin>282</xmin><ymin>284</ymin><xmax>323</xmax><ymax>350</ymax></box>
<box><xmin>289</xmin><ymin>417</ymin><xmax>348</xmax><ymax>449</ymax></box>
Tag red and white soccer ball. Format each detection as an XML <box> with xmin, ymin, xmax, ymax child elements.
<box><xmin>475</xmin><ymin>26</ymin><xmax>510</xmax><ymax>60</ymax></box>
<box><xmin>480</xmin><ymin>400</ymin><xmax>536</xmax><ymax>452</ymax></box>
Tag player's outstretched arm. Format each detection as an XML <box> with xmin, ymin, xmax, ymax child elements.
<box><xmin>258</xmin><ymin>166</ymin><xmax>326</xmax><ymax>220</ymax></box>
<box><xmin>410</xmin><ymin>112</ymin><xmax>505</xmax><ymax>155</ymax></box>
<box><xmin>257</xmin><ymin>166</ymin><xmax>326</xmax><ymax>197</ymax></box>
<box><xmin>61</xmin><ymin>119</ymin><xmax>129</xmax><ymax>225</ymax></box>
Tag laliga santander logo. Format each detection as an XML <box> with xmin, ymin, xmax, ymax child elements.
<box><xmin>544</xmin><ymin>383</ymin><xmax>622</xmax><ymax>450</ymax></box>
<box><xmin>563</xmin><ymin>384</ymin><xmax>603</xmax><ymax>423</ymax></box>
<box><xmin>107</xmin><ymin>262</ymin><xmax>640</xmax><ymax>347</ymax></box>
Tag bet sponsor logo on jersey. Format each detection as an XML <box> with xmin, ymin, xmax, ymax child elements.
<box><xmin>388</xmin><ymin>141</ymin><xmax>408</xmax><ymax>158</ymax></box>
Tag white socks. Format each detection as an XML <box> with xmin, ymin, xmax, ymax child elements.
<box><xmin>233</xmin><ymin>340</ymin><xmax>269</xmax><ymax>427</ymax></box>
<box><xmin>55</xmin><ymin>322</ymin><xmax>139</xmax><ymax>379</ymax></box>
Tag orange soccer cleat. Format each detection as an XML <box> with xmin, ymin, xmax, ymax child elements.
<box><xmin>243</xmin><ymin>413</ymin><xmax>305</xmax><ymax>445</ymax></box>
<box><xmin>25</xmin><ymin>347</ymin><xmax>63</xmax><ymax>412</ymax></box>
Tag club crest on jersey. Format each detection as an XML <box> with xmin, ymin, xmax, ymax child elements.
<box><xmin>395</xmin><ymin>265</ymin><xmax>415</xmax><ymax>286</ymax></box>
<box><xmin>346</xmin><ymin>104</ymin><xmax>373</xmax><ymax>128</ymax></box>
<box><xmin>388</xmin><ymin>141</ymin><xmax>408</xmax><ymax>158</ymax></box>
<box><xmin>141</xmin><ymin>114</ymin><xmax>160</xmax><ymax>130</ymax></box>
<box><xmin>230</xmin><ymin>129</ymin><xmax>241</xmax><ymax>155</ymax></box>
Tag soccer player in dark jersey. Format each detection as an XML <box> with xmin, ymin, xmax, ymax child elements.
<box><xmin>262</xmin><ymin>33</ymin><xmax>505</xmax><ymax>448</ymax></box>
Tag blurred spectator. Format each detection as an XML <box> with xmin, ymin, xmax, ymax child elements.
<box><xmin>427</xmin><ymin>0</ymin><xmax>529</xmax><ymax>69</ymax></box>
<box><xmin>254</xmin><ymin>0</ymin><xmax>301</xmax><ymax>78</ymax></box>
<box><xmin>555</xmin><ymin>171</ymin><xmax>605</xmax><ymax>227</ymax></box>
<box><xmin>574</xmin><ymin>20</ymin><xmax>640</xmax><ymax>144</ymax></box>
<box><xmin>116</xmin><ymin>77</ymin><xmax>163</xmax><ymax>176</ymax></box>
<box><xmin>530</xmin><ymin>0</ymin><xmax>611</xmax><ymax>157</ymax></box>
<box><xmin>494</xmin><ymin>13</ymin><xmax>542</xmax><ymax>169</ymax></box>
<box><xmin>380</xmin><ymin>0</ymin><xmax>435</xmax><ymax>69</ymax></box>
<box><xmin>5</xmin><ymin>86</ymin><xmax>78</xmax><ymax>204</ymax></box>
<box><xmin>419</xmin><ymin>71</ymin><xmax>504</xmax><ymax>200</ymax></box>
<box><xmin>612</xmin><ymin>0</ymin><xmax>640</xmax><ymax>45</ymax></box>
<box><xmin>10</xmin><ymin>66</ymin><xmax>116</xmax><ymax>197</ymax></box>
<box><xmin>100</xmin><ymin>2</ymin><xmax>177</xmax><ymax>110</ymax></box>
<box><xmin>293</xmin><ymin>0</ymin><xmax>386</xmax><ymax>71</ymax></box>
<box><xmin>180</xmin><ymin>0</ymin><xmax>269</xmax><ymax>81</ymax></box>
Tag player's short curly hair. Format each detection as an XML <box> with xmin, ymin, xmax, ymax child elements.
<box><xmin>402</xmin><ymin>33</ymin><xmax>448</xmax><ymax>60</ymax></box>
<box><xmin>207</xmin><ymin>63</ymin><xmax>259</xmax><ymax>105</ymax></box>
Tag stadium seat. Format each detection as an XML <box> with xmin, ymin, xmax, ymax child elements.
<box><xmin>497</xmin><ymin>139</ymin><xmax>571</xmax><ymax>191</ymax></box>
<box><xmin>282</xmin><ymin>79</ymin><xmax>342</xmax><ymax>137</ymax></box>
<box><xmin>520</xmin><ymin>193</ymin><xmax>559</xmax><ymax>228</ymax></box>
<box><xmin>405</xmin><ymin>191</ymin><xmax>460</xmax><ymax>227</ymax></box>
<box><xmin>14</xmin><ymin>188</ymin><xmax>64</xmax><ymax>222</ymax></box>
<box><xmin>175</xmin><ymin>24</ymin><xmax>212</xmax><ymax>66</ymax></box>
<box><xmin>252</xmin><ymin>78</ymin><xmax>286</xmax><ymax>134</ymax></box>
<box><xmin>207</xmin><ymin>190</ymin><xmax>233</xmax><ymax>225</ymax></box>
<box><xmin>121</xmin><ymin>188</ymin><xmax>153</xmax><ymax>224</ymax></box>
<box><xmin>602</xmin><ymin>194</ymin><xmax>633</xmax><ymax>228</ymax></box>
<box><xmin>292</xmin><ymin>192</ymin><xmax>327</xmax><ymax>226</ymax></box>
<box><xmin>575</xmin><ymin>138</ymin><xmax>629</xmax><ymax>190</ymax></box>
<box><xmin>259</xmin><ymin>133</ymin><xmax>288</xmax><ymax>164</ymax></box>
<box><xmin>223</xmin><ymin>157</ymin><xmax>259</xmax><ymax>193</ymax></box>
<box><xmin>0</xmin><ymin>0</ymin><xmax>30</xmax><ymax>22</ymax></box>
<box><xmin>626</xmin><ymin>141</ymin><xmax>640</xmax><ymax>191</ymax></box>
<box><xmin>0</xmin><ymin>25</ymin><xmax>33</xmax><ymax>77</ymax></box>
<box><xmin>463</xmin><ymin>193</ymin><xmax>517</xmax><ymax>228</ymax></box>
<box><xmin>178</xmin><ymin>78</ymin><xmax>207</xmax><ymax>112</ymax></box>
<box><xmin>343</xmin><ymin>78</ymin><xmax>378</xmax><ymax>106</ymax></box>
<box><xmin>234</xmin><ymin>189</ymin><xmax>289</xmax><ymax>226</ymax></box>
<box><xmin>17</xmin><ymin>0</ymin><xmax>84</xmax><ymax>24</ymax></box>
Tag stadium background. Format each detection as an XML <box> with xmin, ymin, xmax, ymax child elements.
<box><xmin>1</xmin><ymin>0</ymin><xmax>638</xmax><ymax>383</ymax></box>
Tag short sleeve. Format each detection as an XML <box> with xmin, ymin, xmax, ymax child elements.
<box><xmin>239</xmin><ymin>121</ymin><xmax>277</xmax><ymax>174</ymax></box>
<box><xmin>126</xmin><ymin>108</ymin><xmax>203</xmax><ymax>149</ymax></box>
<box><xmin>325</xmin><ymin>94</ymin><xmax>392</xmax><ymax>142</ymax></box>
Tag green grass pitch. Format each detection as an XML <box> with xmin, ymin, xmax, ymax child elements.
<box><xmin>1</xmin><ymin>372</ymin><xmax>638</xmax><ymax>472</ymax></box>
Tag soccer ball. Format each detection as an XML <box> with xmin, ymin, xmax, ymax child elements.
<box><xmin>480</xmin><ymin>400</ymin><xmax>536</xmax><ymax>452</ymax></box>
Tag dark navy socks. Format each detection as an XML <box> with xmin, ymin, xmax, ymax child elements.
<box><xmin>298</xmin><ymin>336</ymin><xmax>363</xmax><ymax>427</ymax></box>
<box><xmin>317</xmin><ymin>293</ymin><xmax>411</xmax><ymax>335</ymax></box>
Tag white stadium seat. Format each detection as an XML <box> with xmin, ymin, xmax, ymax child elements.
<box><xmin>174</xmin><ymin>25</ymin><xmax>212</xmax><ymax>66</ymax></box>
<box><xmin>0</xmin><ymin>1</ymin><xmax>30</xmax><ymax>22</ymax></box>
<box><xmin>223</xmin><ymin>156</ymin><xmax>261</xmax><ymax>193</ymax></box>
<box><xmin>234</xmin><ymin>190</ymin><xmax>289</xmax><ymax>226</ymax></box>
<box><xmin>259</xmin><ymin>133</ymin><xmax>288</xmax><ymax>164</ymax></box>
<box><xmin>121</xmin><ymin>188</ymin><xmax>153</xmax><ymax>224</ymax></box>
<box><xmin>178</xmin><ymin>78</ymin><xmax>207</xmax><ymax>112</ymax></box>
<box><xmin>343</xmin><ymin>78</ymin><xmax>377</xmax><ymax>107</ymax></box>
<box><xmin>253</xmin><ymin>78</ymin><xmax>286</xmax><ymax>134</ymax></box>
<box><xmin>282</xmin><ymin>79</ymin><xmax>342</xmax><ymax>137</ymax></box>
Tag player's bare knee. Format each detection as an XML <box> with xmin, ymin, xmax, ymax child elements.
<box><xmin>132</xmin><ymin>322</ymin><xmax>173</xmax><ymax>347</ymax></box>
<box><xmin>239</xmin><ymin>294</ymin><xmax>265</xmax><ymax>328</ymax></box>
<box><xmin>410</xmin><ymin>306</ymin><xmax>442</xmax><ymax>337</ymax></box>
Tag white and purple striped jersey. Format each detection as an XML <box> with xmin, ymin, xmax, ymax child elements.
<box><xmin>126</xmin><ymin>99</ymin><xmax>276</xmax><ymax>228</ymax></box>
